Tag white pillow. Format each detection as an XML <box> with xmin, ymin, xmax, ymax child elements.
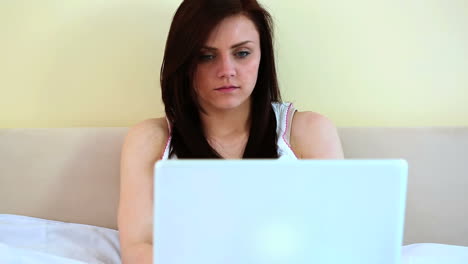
<box><xmin>0</xmin><ymin>214</ymin><xmax>121</xmax><ymax>264</ymax></box>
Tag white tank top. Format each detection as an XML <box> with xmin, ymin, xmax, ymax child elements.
<box><xmin>160</xmin><ymin>102</ymin><xmax>298</xmax><ymax>160</ymax></box>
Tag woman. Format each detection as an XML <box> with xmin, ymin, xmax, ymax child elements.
<box><xmin>118</xmin><ymin>0</ymin><xmax>344</xmax><ymax>263</ymax></box>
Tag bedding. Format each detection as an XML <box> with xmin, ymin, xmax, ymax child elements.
<box><xmin>1</xmin><ymin>214</ymin><xmax>468</xmax><ymax>264</ymax></box>
<box><xmin>0</xmin><ymin>243</ymin><xmax>87</xmax><ymax>264</ymax></box>
<box><xmin>402</xmin><ymin>243</ymin><xmax>468</xmax><ymax>264</ymax></box>
<box><xmin>0</xmin><ymin>214</ymin><xmax>121</xmax><ymax>264</ymax></box>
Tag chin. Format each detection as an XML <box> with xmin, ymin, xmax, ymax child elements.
<box><xmin>210</xmin><ymin>98</ymin><xmax>250</xmax><ymax>111</ymax></box>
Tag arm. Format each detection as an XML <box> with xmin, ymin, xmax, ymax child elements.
<box><xmin>118</xmin><ymin>118</ymin><xmax>169</xmax><ymax>264</ymax></box>
<box><xmin>290</xmin><ymin>111</ymin><xmax>344</xmax><ymax>159</ymax></box>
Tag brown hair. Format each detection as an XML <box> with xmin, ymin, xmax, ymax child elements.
<box><xmin>161</xmin><ymin>0</ymin><xmax>282</xmax><ymax>158</ymax></box>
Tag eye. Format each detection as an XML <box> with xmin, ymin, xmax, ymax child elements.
<box><xmin>236</xmin><ymin>51</ymin><xmax>250</xmax><ymax>58</ymax></box>
<box><xmin>199</xmin><ymin>54</ymin><xmax>215</xmax><ymax>62</ymax></box>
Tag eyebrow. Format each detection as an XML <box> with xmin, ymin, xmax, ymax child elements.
<box><xmin>201</xmin><ymin>41</ymin><xmax>253</xmax><ymax>51</ymax></box>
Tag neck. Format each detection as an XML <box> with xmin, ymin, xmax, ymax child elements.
<box><xmin>200</xmin><ymin>100</ymin><xmax>251</xmax><ymax>141</ymax></box>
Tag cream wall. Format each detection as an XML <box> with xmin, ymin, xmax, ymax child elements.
<box><xmin>1</xmin><ymin>0</ymin><xmax>467</xmax><ymax>128</ymax></box>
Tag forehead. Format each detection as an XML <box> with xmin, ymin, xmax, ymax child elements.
<box><xmin>204</xmin><ymin>14</ymin><xmax>260</xmax><ymax>47</ymax></box>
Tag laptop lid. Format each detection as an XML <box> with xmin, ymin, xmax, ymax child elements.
<box><xmin>153</xmin><ymin>159</ymin><xmax>408</xmax><ymax>264</ymax></box>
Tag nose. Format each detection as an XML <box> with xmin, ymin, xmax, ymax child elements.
<box><xmin>216</xmin><ymin>54</ymin><xmax>236</xmax><ymax>78</ymax></box>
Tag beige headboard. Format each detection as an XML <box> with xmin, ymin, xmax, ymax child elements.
<box><xmin>0</xmin><ymin>128</ymin><xmax>128</xmax><ymax>230</ymax></box>
<box><xmin>1</xmin><ymin>127</ymin><xmax>467</xmax><ymax>246</ymax></box>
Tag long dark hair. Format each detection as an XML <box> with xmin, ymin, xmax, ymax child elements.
<box><xmin>160</xmin><ymin>0</ymin><xmax>282</xmax><ymax>158</ymax></box>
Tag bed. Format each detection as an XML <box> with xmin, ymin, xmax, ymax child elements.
<box><xmin>1</xmin><ymin>127</ymin><xmax>467</xmax><ymax>263</ymax></box>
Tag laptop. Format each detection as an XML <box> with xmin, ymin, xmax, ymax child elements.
<box><xmin>153</xmin><ymin>159</ymin><xmax>408</xmax><ymax>264</ymax></box>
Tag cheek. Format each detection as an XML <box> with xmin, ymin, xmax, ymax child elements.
<box><xmin>244</xmin><ymin>58</ymin><xmax>261</xmax><ymax>83</ymax></box>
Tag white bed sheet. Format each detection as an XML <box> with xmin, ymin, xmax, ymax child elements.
<box><xmin>402</xmin><ymin>243</ymin><xmax>468</xmax><ymax>264</ymax></box>
<box><xmin>0</xmin><ymin>242</ymin><xmax>87</xmax><ymax>264</ymax></box>
<box><xmin>0</xmin><ymin>214</ymin><xmax>121</xmax><ymax>264</ymax></box>
<box><xmin>1</xmin><ymin>214</ymin><xmax>468</xmax><ymax>264</ymax></box>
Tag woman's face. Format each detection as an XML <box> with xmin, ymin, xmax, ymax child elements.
<box><xmin>193</xmin><ymin>14</ymin><xmax>261</xmax><ymax>112</ymax></box>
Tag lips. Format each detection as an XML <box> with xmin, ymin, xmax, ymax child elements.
<box><xmin>215</xmin><ymin>85</ymin><xmax>239</xmax><ymax>90</ymax></box>
<box><xmin>214</xmin><ymin>85</ymin><xmax>239</xmax><ymax>93</ymax></box>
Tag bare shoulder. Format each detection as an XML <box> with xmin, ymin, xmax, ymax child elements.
<box><xmin>118</xmin><ymin>117</ymin><xmax>169</xmax><ymax>253</ymax></box>
<box><xmin>290</xmin><ymin>111</ymin><xmax>344</xmax><ymax>159</ymax></box>
<box><xmin>122</xmin><ymin>117</ymin><xmax>169</xmax><ymax>165</ymax></box>
<box><xmin>126</xmin><ymin>117</ymin><xmax>168</xmax><ymax>141</ymax></box>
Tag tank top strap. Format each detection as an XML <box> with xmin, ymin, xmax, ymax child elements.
<box><xmin>271</xmin><ymin>102</ymin><xmax>297</xmax><ymax>144</ymax></box>
<box><xmin>271</xmin><ymin>102</ymin><xmax>299</xmax><ymax>159</ymax></box>
<box><xmin>284</xmin><ymin>104</ymin><xmax>297</xmax><ymax>144</ymax></box>
<box><xmin>160</xmin><ymin>117</ymin><xmax>172</xmax><ymax>160</ymax></box>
